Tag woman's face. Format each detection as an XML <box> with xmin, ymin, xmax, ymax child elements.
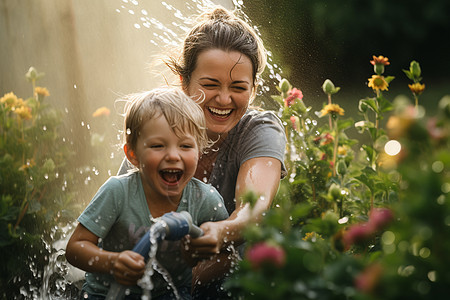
<box><xmin>186</xmin><ymin>49</ymin><xmax>254</xmax><ymax>136</ymax></box>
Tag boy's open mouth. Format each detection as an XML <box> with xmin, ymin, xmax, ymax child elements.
<box><xmin>160</xmin><ymin>169</ymin><xmax>183</xmax><ymax>184</ymax></box>
<box><xmin>208</xmin><ymin>107</ymin><xmax>232</xmax><ymax>119</ymax></box>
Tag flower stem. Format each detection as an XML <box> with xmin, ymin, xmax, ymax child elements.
<box><xmin>328</xmin><ymin>94</ymin><xmax>332</xmax><ymax>129</ymax></box>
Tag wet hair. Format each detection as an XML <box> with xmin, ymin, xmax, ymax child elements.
<box><xmin>123</xmin><ymin>87</ymin><xmax>210</xmax><ymax>152</ymax></box>
<box><xmin>166</xmin><ymin>6</ymin><xmax>267</xmax><ymax>88</ymax></box>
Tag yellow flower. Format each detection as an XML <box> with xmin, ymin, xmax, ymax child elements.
<box><xmin>370</xmin><ymin>55</ymin><xmax>390</xmax><ymax>66</ymax></box>
<box><xmin>14</xmin><ymin>105</ymin><xmax>32</xmax><ymax>120</ymax></box>
<box><xmin>321</xmin><ymin>103</ymin><xmax>345</xmax><ymax>117</ymax></box>
<box><xmin>368</xmin><ymin>75</ymin><xmax>389</xmax><ymax>91</ymax></box>
<box><xmin>19</xmin><ymin>158</ymin><xmax>36</xmax><ymax>172</ymax></box>
<box><xmin>338</xmin><ymin>145</ymin><xmax>348</xmax><ymax>156</ymax></box>
<box><xmin>35</xmin><ymin>86</ymin><xmax>50</xmax><ymax>97</ymax></box>
<box><xmin>92</xmin><ymin>106</ymin><xmax>111</xmax><ymax>117</ymax></box>
<box><xmin>1</xmin><ymin>92</ymin><xmax>19</xmax><ymax>107</ymax></box>
<box><xmin>408</xmin><ymin>83</ymin><xmax>425</xmax><ymax>95</ymax></box>
<box><xmin>303</xmin><ymin>232</ymin><xmax>323</xmax><ymax>242</ymax></box>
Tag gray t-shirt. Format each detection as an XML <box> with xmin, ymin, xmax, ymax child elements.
<box><xmin>118</xmin><ymin>109</ymin><xmax>286</xmax><ymax>215</ymax></box>
<box><xmin>78</xmin><ymin>171</ymin><xmax>228</xmax><ymax>297</ymax></box>
<box><xmin>205</xmin><ymin>110</ymin><xmax>287</xmax><ymax>214</ymax></box>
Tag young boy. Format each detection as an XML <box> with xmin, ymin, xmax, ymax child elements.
<box><xmin>65</xmin><ymin>88</ymin><xmax>229</xmax><ymax>299</ymax></box>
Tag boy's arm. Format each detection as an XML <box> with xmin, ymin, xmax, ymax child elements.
<box><xmin>66</xmin><ymin>223</ymin><xmax>145</xmax><ymax>286</ymax></box>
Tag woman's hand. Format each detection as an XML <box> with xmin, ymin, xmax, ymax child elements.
<box><xmin>181</xmin><ymin>221</ymin><xmax>226</xmax><ymax>264</ymax></box>
<box><xmin>112</xmin><ymin>250</ymin><xmax>146</xmax><ymax>286</ymax></box>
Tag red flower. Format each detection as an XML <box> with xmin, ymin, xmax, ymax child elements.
<box><xmin>284</xmin><ymin>88</ymin><xmax>303</xmax><ymax>107</ymax></box>
<box><xmin>247</xmin><ymin>242</ymin><xmax>286</xmax><ymax>269</ymax></box>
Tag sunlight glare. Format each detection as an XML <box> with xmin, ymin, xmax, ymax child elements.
<box><xmin>385</xmin><ymin>140</ymin><xmax>401</xmax><ymax>156</ymax></box>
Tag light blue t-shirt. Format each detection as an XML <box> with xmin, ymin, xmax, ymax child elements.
<box><xmin>78</xmin><ymin>171</ymin><xmax>228</xmax><ymax>297</ymax></box>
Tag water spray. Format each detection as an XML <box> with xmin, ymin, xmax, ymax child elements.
<box><xmin>106</xmin><ymin>211</ymin><xmax>203</xmax><ymax>299</ymax></box>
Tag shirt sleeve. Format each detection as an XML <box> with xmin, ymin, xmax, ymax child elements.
<box><xmin>77</xmin><ymin>177</ymin><xmax>123</xmax><ymax>238</ymax></box>
<box><xmin>237</xmin><ymin>111</ymin><xmax>287</xmax><ymax>178</ymax></box>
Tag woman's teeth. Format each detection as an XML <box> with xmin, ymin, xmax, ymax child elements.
<box><xmin>208</xmin><ymin>107</ymin><xmax>232</xmax><ymax>116</ymax></box>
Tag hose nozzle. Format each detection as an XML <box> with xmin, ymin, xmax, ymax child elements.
<box><xmin>132</xmin><ymin>211</ymin><xmax>203</xmax><ymax>260</ymax></box>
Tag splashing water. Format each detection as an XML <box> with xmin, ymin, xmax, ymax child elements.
<box><xmin>25</xmin><ymin>0</ymin><xmax>286</xmax><ymax>299</ymax></box>
<box><xmin>138</xmin><ymin>224</ymin><xmax>180</xmax><ymax>299</ymax></box>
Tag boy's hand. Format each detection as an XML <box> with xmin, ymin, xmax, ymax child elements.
<box><xmin>112</xmin><ymin>250</ymin><xmax>146</xmax><ymax>286</ymax></box>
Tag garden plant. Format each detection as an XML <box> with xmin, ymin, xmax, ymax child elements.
<box><xmin>1</xmin><ymin>56</ymin><xmax>449</xmax><ymax>299</ymax></box>
<box><xmin>225</xmin><ymin>56</ymin><xmax>450</xmax><ymax>299</ymax></box>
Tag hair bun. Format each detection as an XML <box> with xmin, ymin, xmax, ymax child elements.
<box><xmin>202</xmin><ymin>7</ymin><xmax>234</xmax><ymax>21</ymax></box>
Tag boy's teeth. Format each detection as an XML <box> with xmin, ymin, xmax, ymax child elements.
<box><xmin>209</xmin><ymin>107</ymin><xmax>232</xmax><ymax>115</ymax></box>
<box><xmin>160</xmin><ymin>169</ymin><xmax>182</xmax><ymax>183</ymax></box>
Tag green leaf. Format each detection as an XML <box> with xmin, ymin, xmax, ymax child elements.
<box><xmin>377</xmin><ymin>95</ymin><xmax>393</xmax><ymax>113</ymax></box>
<box><xmin>337</xmin><ymin>118</ymin><xmax>354</xmax><ymax>131</ymax></box>
<box><xmin>384</xmin><ymin>76</ymin><xmax>395</xmax><ymax>84</ymax></box>
<box><xmin>271</xmin><ymin>95</ymin><xmax>284</xmax><ymax>108</ymax></box>
<box><xmin>359</xmin><ymin>97</ymin><xmax>379</xmax><ymax>114</ymax></box>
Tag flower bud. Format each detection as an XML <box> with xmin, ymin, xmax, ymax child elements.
<box><xmin>26</xmin><ymin>66</ymin><xmax>44</xmax><ymax>82</ymax></box>
<box><xmin>322</xmin><ymin>79</ymin><xmax>335</xmax><ymax>94</ymax></box>
<box><xmin>374</xmin><ymin>63</ymin><xmax>385</xmax><ymax>75</ymax></box>
<box><xmin>410</xmin><ymin>61</ymin><xmax>421</xmax><ymax>78</ymax></box>
<box><xmin>26</xmin><ymin>67</ymin><xmax>38</xmax><ymax>81</ymax></box>
<box><xmin>328</xmin><ymin>183</ymin><xmax>342</xmax><ymax>200</ymax></box>
<box><xmin>322</xmin><ymin>79</ymin><xmax>340</xmax><ymax>95</ymax></box>
<box><xmin>279</xmin><ymin>78</ymin><xmax>290</xmax><ymax>94</ymax></box>
<box><xmin>336</xmin><ymin>160</ymin><xmax>347</xmax><ymax>176</ymax></box>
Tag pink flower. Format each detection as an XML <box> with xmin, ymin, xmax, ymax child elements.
<box><xmin>343</xmin><ymin>224</ymin><xmax>373</xmax><ymax>248</ymax></box>
<box><xmin>290</xmin><ymin>116</ymin><xmax>300</xmax><ymax>130</ymax></box>
<box><xmin>427</xmin><ymin>118</ymin><xmax>446</xmax><ymax>142</ymax></box>
<box><xmin>247</xmin><ymin>242</ymin><xmax>286</xmax><ymax>269</ymax></box>
<box><xmin>284</xmin><ymin>88</ymin><xmax>303</xmax><ymax>107</ymax></box>
<box><xmin>367</xmin><ymin>208</ymin><xmax>394</xmax><ymax>231</ymax></box>
<box><xmin>355</xmin><ymin>263</ymin><xmax>383</xmax><ymax>293</ymax></box>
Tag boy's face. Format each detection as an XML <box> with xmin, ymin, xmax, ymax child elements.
<box><xmin>130</xmin><ymin>115</ymin><xmax>199</xmax><ymax>203</ymax></box>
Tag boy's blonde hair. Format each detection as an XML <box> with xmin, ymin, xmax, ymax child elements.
<box><xmin>123</xmin><ymin>87</ymin><xmax>210</xmax><ymax>152</ymax></box>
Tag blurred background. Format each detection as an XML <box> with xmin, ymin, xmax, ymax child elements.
<box><xmin>1</xmin><ymin>0</ymin><xmax>449</xmax><ymax>172</ymax></box>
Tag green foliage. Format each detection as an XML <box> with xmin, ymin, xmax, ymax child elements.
<box><xmin>0</xmin><ymin>69</ymin><xmax>81</xmax><ymax>296</ymax></box>
<box><xmin>226</xmin><ymin>57</ymin><xmax>450</xmax><ymax>298</ymax></box>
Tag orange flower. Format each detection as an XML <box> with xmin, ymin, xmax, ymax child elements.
<box><xmin>370</xmin><ymin>55</ymin><xmax>390</xmax><ymax>66</ymax></box>
<box><xmin>92</xmin><ymin>106</ymin><xmax>111</xmax><ymax>117</ymax></box>
<box><xmin>368</xmin><ymin>75</ymin><xmax>389</xmax><ymax>91</ymax></box>
<box><xmin>35</xmin><ymin>87</ymin><xmax>50</xmax><ymax>97</ymax></box>
<box><xmin>408</xmin><ymin>83</ymin><xmax>425</xmax><ymax>95</ymax></box>
<box><xmin>321</xmin><ymin>104</ymin><xmax>345</xmax><ymax>117</ymax></box>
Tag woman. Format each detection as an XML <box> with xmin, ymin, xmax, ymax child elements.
<box><xmin>119</xmin><ymin>5</ymin><xmax>286</xmax><ymax>298</ymax></box>
<box><xmin>167</xmin><ymin>6</ymin><xmax>286</xmax><ymax>298</ymax></box>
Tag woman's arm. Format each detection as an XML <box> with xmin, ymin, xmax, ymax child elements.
<box><xmin>66</xmin><ymin>223</ymin><xmax>145</xmax><ymax>285</ymax></box>
<box><xmin>189</xmin><ymin>156</ymin><xmax>282</xmax><ymax>254</ymax></box>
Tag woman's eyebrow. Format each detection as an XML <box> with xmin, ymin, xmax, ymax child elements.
<box><xmin>199</xmin><ymin>77</ymin><xmax>219</xmax><ymax>82</ymax></box>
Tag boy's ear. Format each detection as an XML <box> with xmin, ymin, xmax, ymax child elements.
<box><xmin>124</xmin><ymin>144</ymin><xmax>139</xmax><ymax>167</ymax></box>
